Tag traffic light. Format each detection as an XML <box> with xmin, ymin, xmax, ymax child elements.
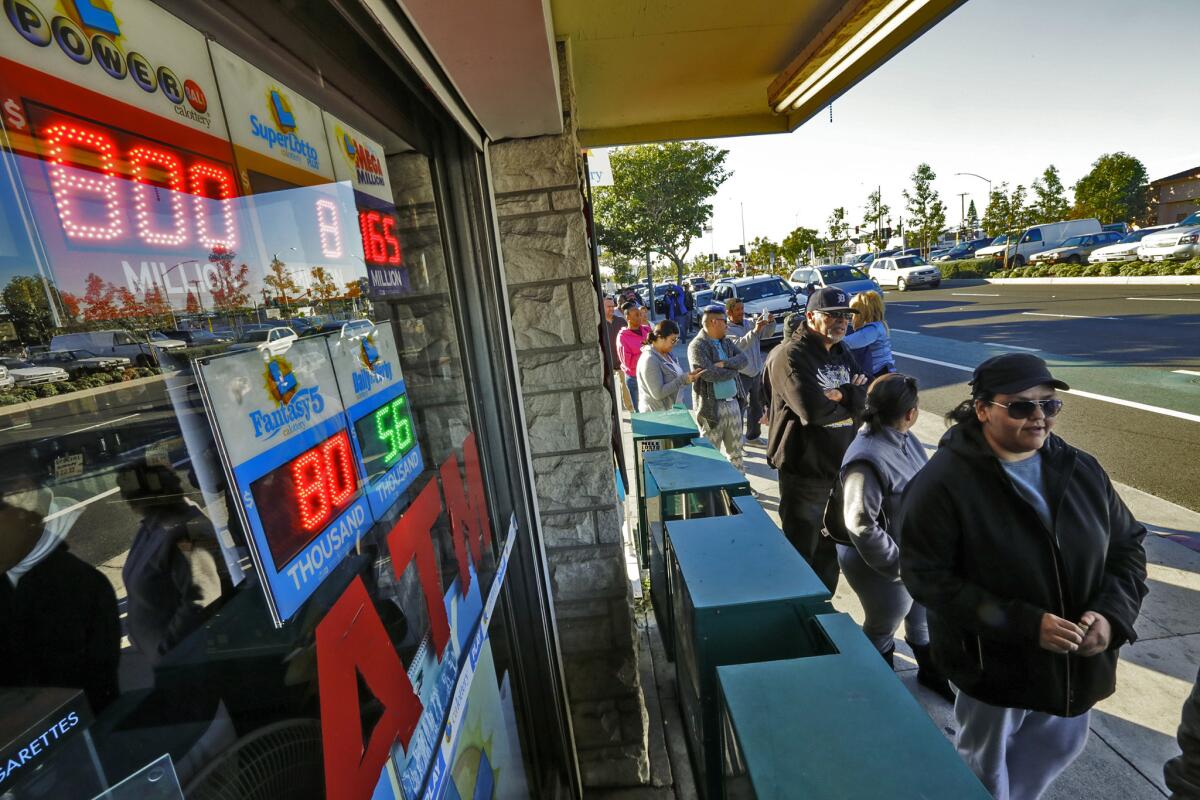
<box><xmin>709</xmin><ymin>253</ymin><xmax>717</xmax><ymax>263</ymax></box>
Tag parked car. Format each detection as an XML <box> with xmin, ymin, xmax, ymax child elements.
<box><xmin>50</xmin><ymin>329</ymin><xmax>185</xmax><ymax>367</ymax></box>
<box><xmin>1028</xmin><ymin>231</ymin><xmax>1123</xmax><ymax>265</ymax></box>
<box><xmin>228</xmin><ymin>326</ymin><xmax>298</xmax><ymax>356</ymax></box>
<box><xmin>1089</xmin><ymin>225</ymin><xmax>1177</xmax><ymax>263</ymax></box>
<box><xmin>0</xmin><ymin>363</ymin><xmax>13</xmax><ymax>391</ymax></box>
<box><xmin>688</xmin><ymin>289</ymin><xmax>713</xmax><ymax>331</ymax></box>
<box><xmin>0</xmin><ymin>357</ymin><xmax>69</xmax><ymax>387</ymax></box>
<box><xmin>1102</xmin><ymin>222</ymin><xmax>1131</xmax><ymax>236</ymax></box>
<box><xmin>29</xmin><ymin>350</ymin><xmax>131</xmax><ymax>378</ymax></box>
<box><xmin>927</xmin><ymin>246</ymin><xmax>954</xmax><ymax>261</ymax></box>
<box><xmin>157</xmin><ymin>328</ymin><xmax>234</xmax><ymax>346</ymax></box>
<box><xmin>709</xmin><ymin>275</ymin><xmax>802</xmax><ymax>344</ymax></box>
<box><xmin>1139</xmin><ymin>211</ymin><xmax>1200</xmax><ymax>262</ymax></box>
<box><xmin>932</xmin><ymin>237</ymin><xmax>994</xmax><ymax>262</ymax></box>
<box><xmin>789</xmin><ymin>264</ymin><xmax>881</xmax><ymax>299</ymax></box>
<box><xmin>975</xmin><ymin>218</ymin><xmax>1103</xmax><ymax>267</ymax></box>
<box><xmin>683</xmin><ymin>276</ymin><xmax>710</xmax><ymax>291</ymax></box>
<box><xmin>869</xmin><ymin>255</ymin><xmax>942</xmax><ymax>291</ymax></box>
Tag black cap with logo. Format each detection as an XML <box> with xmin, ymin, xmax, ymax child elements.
<box><xmin>805</xmin><ymin>286</ymin><xmax>857</xmax><ymax>315</ymax></box>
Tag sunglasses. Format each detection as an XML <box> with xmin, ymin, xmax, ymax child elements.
<box><xmin>988</xmin><ymin>399</ymin><xmax>1063</xmax><ymax>419</ymax></box>
<box><xmin>817</xmin><ymin>310</ymin><xmax>855</xmax><ymax>320</ymax></box>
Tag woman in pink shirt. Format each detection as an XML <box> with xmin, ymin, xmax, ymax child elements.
<box><xmin>616</xmin><ymin>302</ymin><xmax>651</xmax><ymax>410</ymax></box>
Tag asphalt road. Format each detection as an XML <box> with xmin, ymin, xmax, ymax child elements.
<box><xmin>879</xmin><ymin>280</ymin><xmax>1200</xmax><ymax>512</ymax></box>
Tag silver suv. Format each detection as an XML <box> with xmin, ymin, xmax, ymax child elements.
<box><xmin>709</xmin><ymin>275</ymin><xmax>802</xmax><ymax>344</ymax></box>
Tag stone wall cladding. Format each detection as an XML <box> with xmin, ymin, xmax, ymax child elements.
<box><xmin>488</xmin><ymin>41</ymin><xmax>649</xmax><ymax>789</ymax></box>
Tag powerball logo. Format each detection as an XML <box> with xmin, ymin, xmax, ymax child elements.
<box><xmin>5</xmin><ymin>0</ymin><xmax>213</xmax><ymax>125</ymax></box>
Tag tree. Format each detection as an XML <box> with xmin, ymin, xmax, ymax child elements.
<box><xmin>1072</xmin><ymin>152</ymin><xmax>1150</xmax><ymax>225</ymax></box>
<box><xmin>903</xmin><ymin>163</ymin><xmax>947</xmax><ymax>256</ymax></box>
<box><xmin>826</xmin><ymin>207</ymin><xmax>849</xmax><ymax>261</ymax></box>
<box><xmin>966</xmin><ymin>199</ymin><xmax>979</xmax><ymax>232</ymax></box>
<box><xmin>264</xmin><ymin>256</ymin><xmax>300</xmax><ymax>312</ymax></box>
<box><xmin>185</xmin><ymin>289</ymin><xmax>201</xmax><ymax>314</ymax></box>
<box><xmin>310</xmin><ymin>266</ymin><xmax>340</xmax><ymax>309</ymax></box>
<box><xmin>1031</xmin><ymin>165</ymin><xmax>1070</xmax><ymax>224</ymax></box>
<box><xmin>981</xmin><ymin>183</ymin><xmax>1033</xmax><ymax>238</ymax></box>
<box><xmin>208</xmin><ymin>247</ymin><xmax>250</xmax><ymax>313</ymax></box>
<box><xmin>861</xmin><ymin>189</ymin><xmax>890</xmax><ymax>251</ymax></box>
<box><xmin>745</xmin><ymin>236</ymin><xmax>781</xmax><ymax>272</ymax></box>
<box><xmin>780</xmin><ymin>226</ymin><xmax>822</xmax><ymax>267</ymax></box>
<box><xmin>594</xmin><ymin>142</ymin><xmax>731</xmax><ymax>284</ymax></box>
<box><xmin>601</xmin><ymin>250</ymin><xmax>640</xmax><ymax>286</ymax></box>
<box><xmin>82</xmin><ymin>272</ymin><xmax>119</xmax><ymax>321</ymax></box>
<box><xmin>1</xmin><ymin>275</ymin><xmax>58</xmax><ymax>343</ymax></box>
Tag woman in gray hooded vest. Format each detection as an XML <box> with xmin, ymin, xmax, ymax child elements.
<box><xmin>836</xmin><ymin>373</ymin><xmax>953</xmax><ymax>701</ymax></box>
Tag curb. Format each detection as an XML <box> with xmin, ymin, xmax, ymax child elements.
<box><xmin>958</xmin><ymin>276</ymin><xmax>1200</xmax><ymax>286</ymax></box>
<box><xmin>0</xmin><ymin>372</ymin><xmax>170</xmax><ymax>419</ymax></box>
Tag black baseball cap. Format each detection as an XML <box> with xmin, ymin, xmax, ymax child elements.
<box><xmin>805</xmin><ymin>286</ymin><xmax>857</xmax><ymax>315</ymax></box>
<box><xmin>970</xmin><ymin>353</ymin><xmax>1069</xmax><ymax>394</ymax></box>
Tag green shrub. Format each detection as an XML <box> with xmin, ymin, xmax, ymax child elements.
<box><xmin>1054</xmin><ymin>264</ymin><xmax>1084</xmax><ymax>277</ymax></box>
<box><xmin>1174</xmin><ymin>260</ymin><xmax>1200</xmax><ymax>275</ymax></box>
<box><xmin>56</xmin><ymin>381</ymin><xmax>78</xmax><ymax>394</ymax></box>
<box><xmin>137</xmin><ymin>367</ymin><xmax>159</xmax><ymax>378</ymax></box>
<box><xmin>36</xmin><ymin>383</ymin><xmax>60</xmax><ymax>398</ymax></box>
<box><xmin>74</xmin><ymin>376</ymin><xmax>100</xmax><ymax>389</ymax></box>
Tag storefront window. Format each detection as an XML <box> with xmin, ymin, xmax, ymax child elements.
<box><xmin>0</xmin><ymin>2</ymin><xmax>532</xmax><ymax>797</ymax></box>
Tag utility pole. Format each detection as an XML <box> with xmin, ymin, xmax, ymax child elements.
<box><xmin>958</xmin><ymin>192</ymin><xmax>969</xmax><ymax>244</ymax></box>
<box><xmin>740</xmin><ymin>202</ymin><xmax>746</xmax><ymax>254</ymax></box>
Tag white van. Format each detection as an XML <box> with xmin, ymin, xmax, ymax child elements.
<box><xmin>977</xmin><ymin>218</ymin><xmax>1102</xmax><ymax>267</ymax></box>
<box><xmin>50</xmin><ymin>329</ymin><xmax>186</xmax><ymax>367</ymax></box>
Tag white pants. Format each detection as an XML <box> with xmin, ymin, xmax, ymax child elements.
<box><xmin>954</xmin><ymin>691</ymin><xmax>1090</xmax><ymax>800</ymax></box>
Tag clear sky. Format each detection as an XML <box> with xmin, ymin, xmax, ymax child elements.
<box><xmin>622</xmin><ymin>0</ymin><xmax>1200</xmax><ymax>259</ymax></box>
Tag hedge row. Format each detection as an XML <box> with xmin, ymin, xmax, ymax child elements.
<box><xmin>0</xmin><ymin>366</ymin><xmax>160</xmax><ymax>406</ymax></box>
<box><xmin>992</xmin><ymin>257</ymin><xmax>1200</xmax><ymax>279</ymax></box>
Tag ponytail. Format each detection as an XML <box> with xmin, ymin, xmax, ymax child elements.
<box><xmin>862</xmin><ymin>373</ymin><xmax>919</xmax><ymax>435</ymax></box>
<box><xmin>646</xmin><ymin>319</ymin><xmax>680</xmax><ymax>346</ymax></box>
<box><xmin>945</xmin><ymin>390</ymin><xmax>993</xmax><ymax>428</ymax></box>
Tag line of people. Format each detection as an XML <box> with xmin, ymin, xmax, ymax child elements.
<box><xmin>757</xmin><ymin>285</ymin><xmax>1157</xmax><ymax>799</ymax></box>
<box><xmin>607</xmin><ymin>281</ymin><xmax>1199</xmax><ymax>798</ymax></box>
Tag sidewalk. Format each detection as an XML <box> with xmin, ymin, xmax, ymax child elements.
<box><xmin>597</xmin><ymin>404</ymin><xmax>1198</xmax><ymax>798</ymax></box>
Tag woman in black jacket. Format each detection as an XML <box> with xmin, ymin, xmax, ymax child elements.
<box><xmin>900</xmin><ymin>353</ymin><xmax>1147</xmax><ymax>800</ymax></box>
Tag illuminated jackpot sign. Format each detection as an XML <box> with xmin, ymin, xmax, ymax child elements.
<box><xmin>197</xmin><ymin>336</ymin><xmax>373</xmax><ymax>625</ymax></box>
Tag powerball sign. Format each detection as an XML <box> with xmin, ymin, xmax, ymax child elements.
<box><xmin>197</xmin><ymin>337</ymin><xmax>374</xmax><ymax>625</ymax></box>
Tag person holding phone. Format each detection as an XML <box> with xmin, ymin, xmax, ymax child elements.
<box><xmin>724</xmin><ymin>299</ymin><xmax>772</xmax><ymax>442</ymax></box>
<box><xmin>900</xmin><ymin>353</ymin><xmax>1148</xmax><ymax>800</ymax></box>
<box><xmin>637</xmin><ymin>319</ymin><xmax>703</xmax><ymax>411</ymax></box>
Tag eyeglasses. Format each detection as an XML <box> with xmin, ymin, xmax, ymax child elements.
<box><xmin>816</xmin><ymin>310</ymin><xmax>855</xmax><ymax>320</ymax></box>
<box><xmin>988</xmin><ymin>399</ymin><xmax>1063</xmax><ymax>419</ymax></box>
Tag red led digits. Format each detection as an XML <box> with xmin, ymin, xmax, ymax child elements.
<box><xmin>189</xmin><ymin>162</ymin><xmax>237</xmax><ymax>250</ymax></box>
<box><xmin>128</xmin><ymin>146</ymin><xmax>188</xmax><ymax>246</ymax></box>
<box><xmin>379</xmin><ymin>214</ymin><xmax>402</xmax><ymax>265</ymax></box>
<box><xmin>293</xmin><ymin>449</ymin><xmax>330</xmax><ymax>532</ymax></box>
<box><xmin>357</xmin><ymin>210</ymin><xmax>402</xmax><ymax>266</ymax></box>
<box><xmin>322</xmin><ymin>431</ymin><xmax>355</xmax><ymax>506</ymax></box>
<box><xmin>43</xmin><ymin>123</ymin><xmax>124</xmax><ymax>242</ymax></box>
<box><xmin>291</xmin><ymin>430</ymin><xmax>358</xmax><ymax>532</ymax></box>
<box><xmin>315</xmin><ymin>199</ymin><xmax>343</xmax><ymax>259</ymax></box>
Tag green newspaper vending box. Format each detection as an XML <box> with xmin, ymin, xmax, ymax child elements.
<box><xmin>666</xmin><ymin>509</ymin><xmax>833</xmax><ymax>799</ymax></box>
<box><xmin>717</xmin><ymin>613</ymin><xmax>991</xmax><ymax>800</ymax></box>
<box><xmin>631</xmin><ymin>408</ymin><xmax>700</xmax><ymax>568</ymax></box>
<box><xmin>643</xmin><ymin>445</ymin><xmax>750</xmax><ymax>658</ymax></box>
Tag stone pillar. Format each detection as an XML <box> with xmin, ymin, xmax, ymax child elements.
<box><xmin>488</xmin><ymin>42</ymin><xmax>649</xmax><ymax>788</ymax></box>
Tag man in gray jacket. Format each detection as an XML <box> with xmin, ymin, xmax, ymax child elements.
<box><xmin>724</xmin><ymin>298</ymin><xmax>771</xmax><ymax>442</ymax></box>
<box><xmin>688</xmin><ymin>304</ymin><xmax>749</xmax><ymax>471</ymax></box>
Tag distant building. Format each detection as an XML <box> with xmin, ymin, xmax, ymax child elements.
<box><xmin>1150</xmin><ymin>166</ymin><xmax>1200</xmax><ymax>224</ymax></box>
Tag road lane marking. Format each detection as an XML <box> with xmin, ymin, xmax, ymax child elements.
<box><xmin>0</xmin><ymin>421</ymin><xmax>31</xmax><ymax>432</ymax></box>
<box><xmin>951</xmin><ymin>292</ymin><xmax>999</xmax><ymax>297</ymax></box>
<box><xmin>986</xmin><ymin>343</ymin><xmax>1041</xmax><ymax>352</ymax></box>
<box><xmin>1173</xmin><ymin>370</ymin><xmax>1200</xmax><ymax>377</ymax></box>
<box><xmin>1126</xmin><ymin>297</ymin><xmax>1200</xmax><ymax>302</ymax></box>
<box><xmin>889</xmin><ymin>303</ymin><xmax>921</xmax><ymax>307</ymax></box>
<box><xmin>66</xmin><ymin>412</ymin><xmax>140</xmax><ymax>436</ymax></box>
<box><xmin>44</xmin><ymin>486</ymin><xmax>120</xmax><ymax>522</ymax></box>
<box><xmin>1021</xmin><ymin>312</ymin><xmax>1118</xmax><ymax>321</ymax></box>
<box><xmin>894</xmin><ymin>351</ymin><xmax>1200</xmax><ymax>423</ymax></box>
<box><xmin>890</xmin><ymin>328</ymin><xmax>920</xmax><ymax>334</ymax></box>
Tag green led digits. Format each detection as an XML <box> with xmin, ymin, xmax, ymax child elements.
<box><xmin>375</xmin><ymin>394</ymin><xmax>414</xmax><ymax>465</ymax></box>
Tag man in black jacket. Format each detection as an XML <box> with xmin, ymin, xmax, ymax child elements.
<box><xmin>764</xmin><ymin>287</ymin><xmax>867</xmax><ymax>592</ymax></box>
<box><xmin>900</xmin><ymin>353</ymin><xmax>1147</xmax><ymax>800</ymax></box>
